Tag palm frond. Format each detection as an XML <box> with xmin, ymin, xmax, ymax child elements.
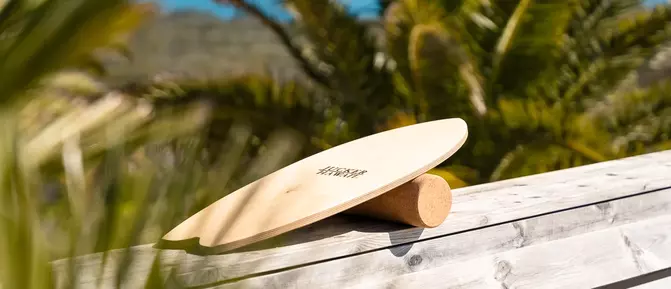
<box><xmin>494</xmin><ymin>96</ymin><xmax>612</xmax><ymax>164</ymax></box>
<box><xmin>490</xmin><ymin>140</ymin><xmax>596</xmax><ymax>181</ymax></box>
<box><xmin>558</xmin><ymin>3</ymin><xmax>671</xmax><ymax>105</ymax></box>
<box><xmin>0</xmin><ymin>0</ymin><xmax>155</xmax><ymax>106</ymax></box>
<box><xmin>588</xmin><ymin>79</ymin><xmax>671</xmax><ymax>156</ymax></box>
<box><xmin>234</xmin><ymin>0</ymin><xmax>398</xmax><ymax>137</ymax></box>
<box><xmin>568</xmin><ymin>0</ymin><xmax>643</xmax><ymax>39</ymax></box>
<box><xmin>284</xmin><ymin>0</ymin><xmax>391</xmax><ymax>101</ymax></box>
<box><xmin>0</xmin><ymin>2</ymin><xmax>157</xmax><ymax>287</ymax></box>
<box><xmin>384</xmin><ymin>0</ymin><xmax>415</xmax><ymax>99</ymax></box>
<box><xmin>490</xmin><ymin>0</ymin><xmax>576</xmax><ymax>100</ymax></box>
<box><xmin>135</xmin><ymin>75</ymin><xmax>330</xmax><ymax>140</ymax></box>
<box><xmin>495</xmin><ymin>97</ymin><xmax>565</xmax><ymax>137</ymax></box>
<box><xmin>408</xmin><ymin>23</ymin><xmax>486</xmax><ymax>117</ymax></box>
<box><xmin>386</xmin><ymin>0</ymin><xmax>488</xmax><ymax>117</ymax></box>
<box><xmin>215</xmin><ymin>0</ymin><xmax>332</xmax><ymax>88</ymax></box>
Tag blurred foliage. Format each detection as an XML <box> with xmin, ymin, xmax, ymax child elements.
<box><xmin>222</xmin><ymin>0</ymin><xmax>671</xmax><ymax>185</ymax></box>
<box><xmin>0</xmin><ymin>1</ymin><xmax>304</xmax><ymax>288</ymax></box>
<box><xmin>4</xmin><ymin>0</ymin><xmax>671</xmax><ymax>288</ymax></box>
<box><xmin>124</xmin><ymin>75</ymin><xmax>333</xmax><ymax>153</ymax></box>
<box><xmin>0</xmin><ymin>1</ymin><xmax>186</xmax><ymax>288</ymax></box>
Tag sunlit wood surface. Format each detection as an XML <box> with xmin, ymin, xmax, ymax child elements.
<box><xmin>52</xmin><ymin>149</ymin><xmax>671</xmax><ymax>289</ymax></box>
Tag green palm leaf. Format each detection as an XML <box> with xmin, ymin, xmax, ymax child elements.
<box><xmin>284</xmin><ymin>0</ymin><xmax>390</xmax><ymax>97</ymax></box>
<box><xmin>235</xmin><ymin>0</ymin><xmax>671</xmax><ymax>185</ymax></box>
<box><xmin>588</xmin><ymin>80</ymin><xmax>671</xmax><ymax>156</ymax></box>
<box><xmin>385</xmin><ymin>0</ymin><xmax>488</xmax><ymax>117</ymax></box>
<box><xmin>408</xmin><ymin>23</ymin><xmax>485</xmax><ymax>117</ymax></box>
<box><xmin>1</xmin><ymin>1</ymin><xmax>158</xmax><ymax>288</ymax></box>
<box><xmin>490</xmin><ymin>0</ymin><xmax>576</xmax><ymax>100</ymax></box>
<box><xmin>559</xmin><ymin>3</ymin><xmax>671</xmax><ymax>106</ymax></box>
<box><xmin>490</xmin><ymin>140</ymin><xmax>597</xmax><ymax>181</ymax></box>
<box><xmin>134</xmin><ymin>75</ymin><xmax>329</xmax><ymax>138</ymax></box>
<box><xmin>0</xmin><ymin>0</ymin><xmax>154</xmax><ymax>107</ymax></box>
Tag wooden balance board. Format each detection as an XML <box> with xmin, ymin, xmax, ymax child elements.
<box><xmin>156</xmin><ymin>118</ymin><xmax>468</xmax><ymax>254</ymax></box>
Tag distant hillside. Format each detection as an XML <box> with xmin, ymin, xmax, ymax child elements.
<box><xmin>101</xmin><ymin>10</ymin><xmax>303</xmax><ymax>85</ymax></box>
<box><xmin>101</xmin><ymin>9</ymin><xmax>671</xmax><ymax>89</ymax></box>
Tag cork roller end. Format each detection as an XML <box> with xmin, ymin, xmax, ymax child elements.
<box><xmin>344</xmin><ymin>174</ymin><xmax>452</xmax><ymax>228</ymax></box>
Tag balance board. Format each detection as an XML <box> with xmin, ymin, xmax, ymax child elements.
<box><xmin>156</xmin><ymin>118</ymin><xmax>468</xmax><ymax>254</ymax></box>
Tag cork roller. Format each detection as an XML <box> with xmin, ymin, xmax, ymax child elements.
<box><xmin>343</xmin><ymin>173</ymin><xmax>452</xmax><ymax>228</ymax></box>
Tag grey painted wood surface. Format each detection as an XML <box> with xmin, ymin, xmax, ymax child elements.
<box><xmin>216</xmin><ymin>187</ymin><xmax>671</xmax><ymax>289</ymax></box>
<box><xmin>52</xmin><ymin>149</ymin><xmax>671</xmax><ymax>288</ymax></box>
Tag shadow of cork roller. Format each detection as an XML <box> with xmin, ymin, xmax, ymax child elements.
<box><xmin>343</xmin><ymin>173</ymin><xmax>452</xmax><ymax>228</ymax></box>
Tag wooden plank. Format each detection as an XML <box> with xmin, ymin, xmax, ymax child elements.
<box><xmin>218</xmin><ymin>188</ymin><xmax>671</xmax><ymax>289</ymax></box>
<box><xmin>53</xmin><ymin>149</ymin><xmax>671</xmax><ymax>288</ymax></box>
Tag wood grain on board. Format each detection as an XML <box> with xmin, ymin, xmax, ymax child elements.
<box><xmin>52</xmin><ymin>149</ymin><xmax>671</xmax><ymax>289</ymax></box>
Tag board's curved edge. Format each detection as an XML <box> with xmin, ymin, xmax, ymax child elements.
<box><xmin>158</xmin><ymin>118</ymin><xmax>469</xmax><ymax>254</ymax></box>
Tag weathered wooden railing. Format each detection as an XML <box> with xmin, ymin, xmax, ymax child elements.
<box><xmin>53</xmin><ymin>149</ymin><xmax>671</xmax><ymax>288</ymax></box>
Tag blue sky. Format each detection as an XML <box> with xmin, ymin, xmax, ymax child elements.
<box><xmin>156</xmin><ymin>0</ymin><xmax>666</xmax><ymax>20</ymax></box>
<box><xmin>156</xmin><ymin>0</ymin><xmax>380</xmax><ymax>20</ymax></box>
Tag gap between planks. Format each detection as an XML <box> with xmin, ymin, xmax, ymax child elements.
<box><xmin>216</xmin><ymin>186</ymin><xmax>671</xmax><ymax>289</ymax></box>
<box><xmin>630</xmin><ymin>273</ymin><xmax>671</xmax><ymax>289</ymax></box>
<box><xmin>597</xmin><ymin>267</ymin><xmax>671</xmax><ymax>289</ymax></box>
<box><xmin>52</xmin><ymin>149</ymin><xmax>671</xmax><ymax>288</ymax></box>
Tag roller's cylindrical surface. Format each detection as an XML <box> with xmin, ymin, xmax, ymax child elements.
<box><xmin>344</xmin><ymin>173</ymin><xmax>452</xmax><ymax>228</ymax></box>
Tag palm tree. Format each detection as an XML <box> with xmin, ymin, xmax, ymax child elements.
<box><xmin>213</xmin><ymin>0</ymin><xmax>671</xmax><ymax>185</ymax></box>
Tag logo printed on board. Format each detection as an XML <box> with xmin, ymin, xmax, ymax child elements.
<box><xmin>316</xmin><ymin>166</ymin><xmax>367</xmax><ymax>179</ymax></box>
